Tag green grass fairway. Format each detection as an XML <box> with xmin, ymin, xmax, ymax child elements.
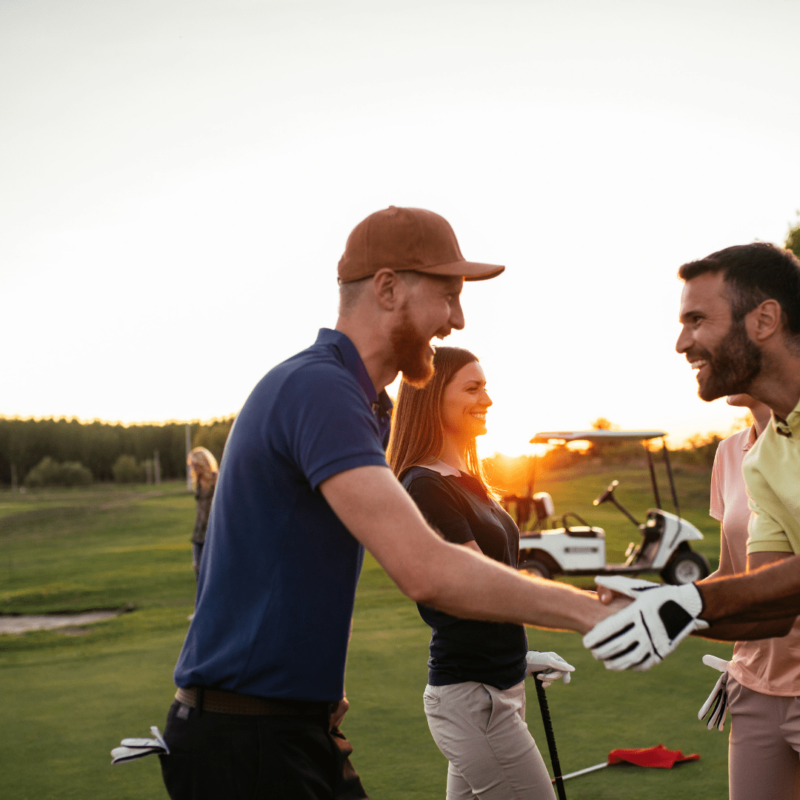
<box><xmin>0</xmin><ymin>470</ymin><xmax>733</xmax><ymax>799</ymax></box>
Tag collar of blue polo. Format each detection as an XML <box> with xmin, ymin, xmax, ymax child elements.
<box><xmin>315</xmin><ymin>328</ymin><xmax>393</xmax><ymax>426</ymax></box>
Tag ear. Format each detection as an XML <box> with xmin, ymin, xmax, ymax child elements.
<box><xmin>372</xmin><ymin>269</ymin><xmax>406</xmax><ymax>311</ymax></box>
<box><xmin>746</xmin><ymin>299</ymin><xmax>782</xmax><ymax>344</ymax></box>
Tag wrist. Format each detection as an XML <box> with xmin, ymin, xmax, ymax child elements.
<box><xmin>683</xmin><ymin>583</ymin><xmax>707</xmax><ymax>622</ymax></box>
<box><xmin>580</xmin><ymin>593</ymin><xmax>620</xmax><ymax>634</ymax></box>
<box><xmin>693</xmin><ymin>581</ymin><xmax>711</xmax><ymax>622</ymax></box>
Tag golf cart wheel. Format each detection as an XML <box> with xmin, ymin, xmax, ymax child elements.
<box><xmin>661</xmin><ymin>551</ymin><xmax>710</xmax><ymax>585</ymax></box>
<box><xmin>519</xmin><ymin>558</ymin><xmax>551</xmax><ymax>580</ymax></box>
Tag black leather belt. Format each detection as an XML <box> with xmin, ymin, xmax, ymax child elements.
<box><xmin>175</xmin><ymin>687</ymin><xmax>332</xmax><ymax>716</ymax></box>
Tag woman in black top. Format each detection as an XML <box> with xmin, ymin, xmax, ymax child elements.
<box><xmin>388</xmin><ymin>347</ymin><xmax>573</xmax><ymax>800</ymax></box>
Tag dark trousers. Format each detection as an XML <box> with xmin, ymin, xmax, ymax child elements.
<box><xmin>160</xmin><ymin>700</ymin><xmax>369</xmax><ymax>800</ymax></box>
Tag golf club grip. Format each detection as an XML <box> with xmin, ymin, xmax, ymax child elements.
<box><xmin>533</xmin><ymin>675</ymin><xmax>567</xmax><ymax>800</ymax></box>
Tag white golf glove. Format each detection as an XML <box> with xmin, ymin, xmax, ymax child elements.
<box><xmin>698</xmin><ymin>654</ymin><xmax>730</xmax><ymax>731</ymax></box>
<box><xmin>583</xmin><ymin>576</ymin><xmax>709</xmax><ymax>671</ymax></box>
<box><xmin>525</xmin><ymin>650</ymin><xmax>575</xmax><ymax>687</ymax></box>
<box><xmin>111</xmin><ymin>726</ymin><xmax>170</xmax><ymax>764</ymax></box>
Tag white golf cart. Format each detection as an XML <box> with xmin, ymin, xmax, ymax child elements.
<box><xmin>514</xmin><ymin>430</ymin><xmax>710</xmax><ymax>585</ymax></box>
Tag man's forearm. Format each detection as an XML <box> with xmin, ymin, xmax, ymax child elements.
<box><xmin>320</xmin><ymin>466</ymin><xmax>614</xmax><ymax>635</ymax></box>
<box><xmin>418</xmin><ymin>541</ymin><xmax>614</xmax><ymax>635</ymax></box>
<box><xmin>696</xmin><ymin>616</ymin><xmax>796</xmax><ymax>642</ymax></box>
<box><xmin>698</xmin><ymin>554</ymin><xmax>800</xmax><ymax>622</ymax></box>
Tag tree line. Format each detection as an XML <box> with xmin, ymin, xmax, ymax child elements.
<box><xmin>0</xmin><ymin>416</ymin><xmax>234</xmax><ymax>486</ymax></box>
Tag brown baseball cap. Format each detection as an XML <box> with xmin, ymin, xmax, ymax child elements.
<box><xmin>337</xmin><ymin>206</ymin><xmax>505</xmax><ymax>284</ymax></box>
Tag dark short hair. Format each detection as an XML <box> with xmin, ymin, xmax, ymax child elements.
<box><xmin>678</xmin><ymin>242</ymin><xmax>800</xmax><ymax>335</ymax></box>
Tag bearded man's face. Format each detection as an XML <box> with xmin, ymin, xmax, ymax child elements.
<box><xmin>676</xmin><ymin>272</ymin><xmax>762</xmax><ymax>402</ymax></box>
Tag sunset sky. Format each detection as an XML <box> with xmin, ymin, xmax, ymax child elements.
<box><xmin>3</xmin><ymin>0</ymin><xmax>800</xmax><ymax>456</ymax></box>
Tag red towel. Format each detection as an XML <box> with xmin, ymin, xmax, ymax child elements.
<box><xmin>607</xmin><ymin>744</ymin><xmax>700</xmax><ymax>769</ymax></box>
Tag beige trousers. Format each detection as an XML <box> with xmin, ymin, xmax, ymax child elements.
<box><xmin>423</xmin><ymin>680</ymin><xmax>556</xmax><ymax>800</ymax></box>
<box><xmin>727</xmin><ymin>675</ymin><xmax>800</xmax><ymax>800</ymax></box>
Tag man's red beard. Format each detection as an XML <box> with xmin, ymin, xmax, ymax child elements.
<box><xmin>390</xmin><ymin>308</ymin><xmax>435</xmax><ymax>388</ymax></box>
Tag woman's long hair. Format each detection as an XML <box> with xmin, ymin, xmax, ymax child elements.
<box><xmin>188</xmin><ymin>446</ymin><xmax>219</xmax><ymax>491</ymax></box>
<box><xmin>387</xmin><ymin>346</ymin><xmax>493</xmax><ymax>494</ymax></box>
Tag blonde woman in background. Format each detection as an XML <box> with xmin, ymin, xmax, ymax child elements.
<box><xmin>187</xmin><ymin>447</ymin><xmax>218</xmax><ymax>583</ymax></box>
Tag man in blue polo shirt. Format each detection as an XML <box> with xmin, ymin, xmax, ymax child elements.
<box><xmin>161</xmin><ymin>206</ymin><xmax>619</xmax><ymax>799</ymax></box>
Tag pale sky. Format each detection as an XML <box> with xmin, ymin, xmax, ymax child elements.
<box><xmin>3</xmin><ymin>0</ymin><xmax>799</xmax><ymax>456</ymax></box>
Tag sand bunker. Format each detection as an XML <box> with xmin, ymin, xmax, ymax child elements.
<box><xmin>0</xmin><ymin>611</ymin><xmax>120</xmax><ymax>634</ymax></box>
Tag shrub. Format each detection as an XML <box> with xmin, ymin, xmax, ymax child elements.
<box><xmin>24</xmin><ymin>457</ymin><xmax>93</xmax><ymax>488</ymax></box>
<box><xmin>112</xmin><ymin>454</ymin><xmax>146</xmax><ymax>483</ymax></box>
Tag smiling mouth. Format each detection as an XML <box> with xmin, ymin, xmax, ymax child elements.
<box><xmin>689</xmin><ymin>358</ymin><xmax>708</xmax><ymax>373</ymax></box>
<box><xmin>471</xmin><ymin>412</ymin><xmax>487</xmax><ymax>420</ymax></box>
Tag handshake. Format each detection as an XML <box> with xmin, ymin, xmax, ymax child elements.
<box><xmin>583</xmin><ymin>576</ymin><xmax>709</xmax><ymax>671</ymax></box>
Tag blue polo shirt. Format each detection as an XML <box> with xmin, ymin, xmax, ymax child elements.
<box><xmin>174</xmin><ymin>329</ymin><xmax>392</xmax><ymax>702</ymax></box>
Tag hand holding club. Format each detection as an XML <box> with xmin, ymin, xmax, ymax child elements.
<box><xmin>526</xmin><ymin>650</ymin><xmax>575</xmax><ymax>687</ymax></box>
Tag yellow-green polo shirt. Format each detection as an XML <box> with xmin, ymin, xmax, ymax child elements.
<box><xmin>745</xmin><ymin>395</ymin><xmax>800</xmax><ymax>555</ymax></box>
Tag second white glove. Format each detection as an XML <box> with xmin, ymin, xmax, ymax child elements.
<box><xmin>525</xmin><ymin>650</ymin><xmax>575</xmax><ymax>688</ymax></box>
<box><xmin>698</xmin><ymin>654</ymin><xmax>730</xmax><ymax>731</ymax></box>
<box><xmin>111</xmin><ymin>725</ymin><xmax>170</xmax><ymax>765</ymax></box>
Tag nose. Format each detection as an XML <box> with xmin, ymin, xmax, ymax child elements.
<box><xmin>675</xmin><ymin>325</ymin><xmax>690</xmax><ymax>354</ymax></box>
<box><xmin>483</xmin><ymin>390</ymin><xmax>493</xmax><ymax>408</ymax></box>
<box><xmin>449</xmin><ymin>297</ymin><xmax>465</xmax><ymax>331</ymax></box>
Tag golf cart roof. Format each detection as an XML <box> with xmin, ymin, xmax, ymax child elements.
<box><xmin>530</xmin><ymin>430</ymin><xmax>667</xmax><ymax>444</ymax></box>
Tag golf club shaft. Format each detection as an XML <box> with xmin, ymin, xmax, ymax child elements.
<box><xmin>560</xmin><ymin>762</ymin><xmax>608</xmax><ymax>780</ymax></box>
<box><xmin>533</xmin><ymin>675</ymin><xmax>567</xmax><ymax>800</ymax></box>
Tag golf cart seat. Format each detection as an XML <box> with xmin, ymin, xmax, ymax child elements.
<box><xmin>529</xmin><ymin>493</ymin><xmax>605</xmax><ymax>537</ymax></box>
<box><xmin>626</xmin><ymin>513</ymin><xmax>664</xmax><ymax>565</ymax></box>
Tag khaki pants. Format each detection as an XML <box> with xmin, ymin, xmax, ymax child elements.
<box><xmin>728</xmin><ymin>675</ymin><xmax>800</xmax><ymax>800</ymax></box>
<box><xmin>423</xmin><ymin>680</ymin><xmax>556</xmax><ymax>800</ymax></box>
